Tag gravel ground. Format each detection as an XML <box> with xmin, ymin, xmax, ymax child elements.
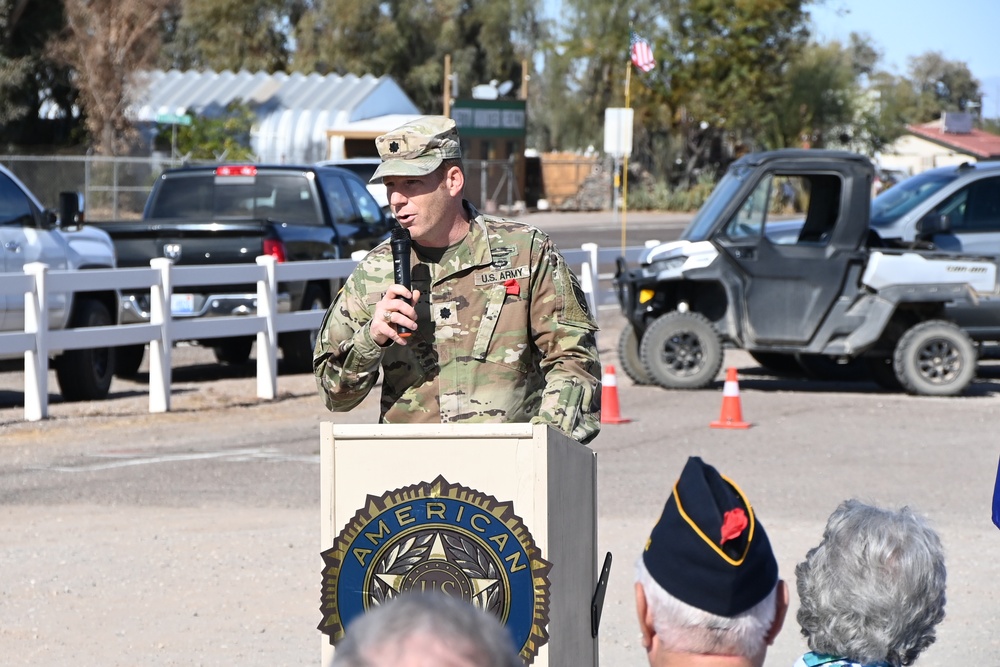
<box><xmin>2</xmin><ymin>304</ymin><xmax>999</xmax><ymax>665</ymax></box>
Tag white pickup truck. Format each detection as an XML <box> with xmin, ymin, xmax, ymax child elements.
<box><xmin>0</xmin><ymin>164</ymin><xmax>119</xmax><ymax>401</ymax></box>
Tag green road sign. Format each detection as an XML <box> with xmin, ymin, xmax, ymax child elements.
<box><xmin>154</xmin><ymin>113</ymin><xmax>193</xmax><ymax>126</ymax></box>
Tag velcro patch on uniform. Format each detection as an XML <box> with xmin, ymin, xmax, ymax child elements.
<box><xmin>432</xmin><ymin>301</ymin><xmax>459</xmax><ymax>325</ymax></box>
<box><xmin>490</xmin><ymin>246</ymin><xmax>518</xmax><ymax>269</ymax></box>
<box><xmin>475</xmin><ymin>265</ymin><xmax>529</xmax><ymax>286</ymax></box>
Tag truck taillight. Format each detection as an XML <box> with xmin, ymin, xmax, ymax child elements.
<box><xmin>263</xmin><ymin>239</ymin><xmax>287</xmax><ymax>262</ymax></box>
<box><xmin>215</xmin><ymin>165</ymin><xmax>257</xmax><ymax>177</ymax></box>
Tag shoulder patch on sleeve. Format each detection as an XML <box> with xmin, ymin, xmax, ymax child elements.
<box><xmin>553</xmin><ymin>252</ymin><xmax>598</xmax><ymax>329</ymax></box>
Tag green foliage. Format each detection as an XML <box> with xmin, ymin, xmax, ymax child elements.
<box><xmin>626</xmin><ymin>171</ymin><xmax>717</xmax><ymax>212</ymax></box>
<box><xmin>768</xmin><ymin>40</ymin><xmax>859</xmax><ymax>149</ymax></box>
<box><xmin>907</xmin><ymin>51</ymin><xmax>982</xmax><ymax>121</ymax></box>
<box><xmin>0</xmin><ymin>0</ymin><xmax>74</xmax><ymax>143</ymax></box>
<box><xmin>163</xmin><ymin>0</ymin><xmax>294</xmax><ymax>72</ymax></box>
<box><xmin>174</xmin><ymin>101</ymin><xmax>257</xmax><ymax>161</ymax></box>
<box><xmin>294</xmin><ymin>0</ymin><xmax>538</xmax><ymax>115</ymax></box>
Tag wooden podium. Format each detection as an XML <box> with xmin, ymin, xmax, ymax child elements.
<box><xmin>319</xmin><ymin>422</ymin><xmax>598</xmax><ymax>667</ymax></box>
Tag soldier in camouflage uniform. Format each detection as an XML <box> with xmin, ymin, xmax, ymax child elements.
<box><xmin>313</xmin><ymin>116</ymin><xmax>602</xmax><ymax>443</ymax></box>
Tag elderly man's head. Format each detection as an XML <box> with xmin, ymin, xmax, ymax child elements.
<box><xmin>634</xmin><ymin>456</ymin><xmax>788</xmax><ymax>666</ymax></box>
<box><xmin>332</xmin><ymin>591</ymin><xmax>522</xmax><ymax>667</ymax></box>
<box><xmin>795</xmin><ymin>500</ymin><xmax>947</xmax><ymax>667</ymax></box>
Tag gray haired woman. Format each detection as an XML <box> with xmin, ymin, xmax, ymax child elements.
<box><xmin>794</xmin><ymin>499</ymin><xmax>946</xmax><ymax>667</ymax></box>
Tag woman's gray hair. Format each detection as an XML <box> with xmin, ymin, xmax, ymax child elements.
<box><xmin>795</xmin><ymin>499</ymin><xmax>947</xmax><ymax>667</ymax></box>
<box><xmin>332</xmin><ymin>591</ymin><xmax>522</xmax><ymax>667</ymax></box>
<box><xmin>635</xmin><ymin>556</ymin><xmax>778</xmax><ymax>657</ymax></box>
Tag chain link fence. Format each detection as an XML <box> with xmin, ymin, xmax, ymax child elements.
<box><xmin>1</xmin><ymin>153</ymin><xmax>607</xmax><ymax>219</ymax></box>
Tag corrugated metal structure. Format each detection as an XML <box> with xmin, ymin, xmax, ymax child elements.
<box><xmin>129</xmin><ymin>69</ymin><xmax>421</xmax><ymax>163</ymax></box>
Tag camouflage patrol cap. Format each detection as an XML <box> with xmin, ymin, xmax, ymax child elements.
<box><xmin>371</xmin><ymin>116</ymin><xmax>462</xmax><ymax>182</ymax></box>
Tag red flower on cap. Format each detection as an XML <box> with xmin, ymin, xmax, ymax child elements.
<box><xmin>720</xmin><ymin>508</ymin><xmax>748</xmax><ymax>546</ymax></box>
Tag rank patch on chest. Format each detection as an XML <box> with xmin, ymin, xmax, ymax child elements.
<box><xmin>475</xmin><ymin>265</ymin><xmax>529</xmax><ymax>286</ymax></box>
<box><xmin>432</xmin><ymin>301</ymin><xmax>459</xmax><ymax>325</ymax></box>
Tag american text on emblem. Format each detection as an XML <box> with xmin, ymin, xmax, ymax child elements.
<box><xmin>320</xmin><ymin>476</ymin><xmax>551</xmax><ymax>664</ymax></box>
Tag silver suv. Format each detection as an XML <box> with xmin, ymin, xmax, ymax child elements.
<box><xmin>871</xmin><ymin>160</ymin><xmax>1000</xmax><ymax>254</ymax></box>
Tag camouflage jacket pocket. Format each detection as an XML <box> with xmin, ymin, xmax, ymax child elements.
<box><xmin>472</xmin><ymin>285</ymin><xmax>531</xmax><ymax>373</ymax></box>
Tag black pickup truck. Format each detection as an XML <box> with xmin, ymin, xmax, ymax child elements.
<box><xmin>92</xmin><ymin>164</ymin><xmax>393</xmax><ymax>375</ymax></box>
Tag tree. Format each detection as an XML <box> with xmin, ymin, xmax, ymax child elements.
<box><xmin>47</xmin><ymin>0</ymin><xmax>171</xmax><ymax>155</ymax></box>
<box><xmin>0</xmin><ymin>0</ymin><xmax>76</xmax><ymax>146</ymax></box>
<box><xmin>173</xmin><ymin>100</ymin><xmax>256</xmax><ymax>161</ymax></box>
<box><xmin>163</xmin><ymin>0</ymin><xmax>296</xmax><ymax>73</ymax></box>
<box><xmin>769</xmin><ymin>41</ymin><xmax>859</xmax><ymax>149</ymax></box>
<box><xmin>908</xmin><ymin>51</ymin><xmax>981</xmax><ymax>121</ymax></box>
<box><xmin>295</xmin><ymin>0</ymin><xmax>539</xmax><ymax>115</ymax></box>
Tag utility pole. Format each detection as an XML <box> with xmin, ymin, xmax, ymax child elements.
<box><xmin>520</xmin><ymin>59</ymin><xmax>529</xmax><ymax>100</ymax></box>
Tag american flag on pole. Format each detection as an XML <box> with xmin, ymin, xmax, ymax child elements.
<box><xmin>630</xmin><ymin>32</ymin><xmax>656</xmax><ymax>73</ymax></box>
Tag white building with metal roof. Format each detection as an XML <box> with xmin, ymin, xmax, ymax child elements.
<box><xmin>129</xmin><ymin>69</ymin><xmax>422</xmax><ymax>163</ymax></box>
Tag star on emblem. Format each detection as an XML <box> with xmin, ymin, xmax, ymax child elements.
<box><xmin>389</xmin><ymin>141</ymin><xmax>400</xmax><ymax>153</ymax></box>
<box><xmin>440</xmin><ymin>306</ymin><xmax>452</xmax><ymax>320</ymax></box>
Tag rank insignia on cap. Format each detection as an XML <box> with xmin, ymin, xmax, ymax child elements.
<box><xmin>642</xmin><ymin>456</ymin><xmax>778</xmax><ymax>617</ymax></box>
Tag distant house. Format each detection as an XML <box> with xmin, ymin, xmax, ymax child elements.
<box><xmin>879</xmin><ymin>112</ymin><xmax>1000</xmax><ymax>176</ymax></box>
<box><xmin>129</xmin><ymin>69</ymin><xmax>422</xmax><ymax>164</ymax></box>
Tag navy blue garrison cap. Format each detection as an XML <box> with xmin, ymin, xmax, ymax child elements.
<box><xmin>643</xmin><ymin>456</ymin><xmax>778</xmax><ymax>617</ymax></box>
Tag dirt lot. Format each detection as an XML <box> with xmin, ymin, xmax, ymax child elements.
<box><xmin>2</xmin><ymin>312</ymin><xmax>1000</xmax><ymax>666</ymax></box>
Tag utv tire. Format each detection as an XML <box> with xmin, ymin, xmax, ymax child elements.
<box><xmin>213</xmin><ymin>337</ymin><xmax>254</xmax><ymax>365</ymax></box>
<box><xmin>617</xmin><ymin>323</ymin><xmax>652</xmax><ymax>385</ymax></box>
<box><xmin>893</xmin><ymin>320</ymin><xmax>976</xmax><ymax>396</ymax></box>
<box><xmin>280</xmin><ymin>284</ymin><xmax>329</xmax><ymax>374</ymax></box>
<box><xmin>640</xmin><ymin>311</ymin><xmax>723</xmax><ymax>390</ymax></box>
<box><xmin>749</xmin><ymin>352</ymin><xmax>803</xmax><ymax>376</ymax></box>
<box><xmin>54</xmin><ymin>297</ymin><xmax>114</xmax><ymax>401</ymax></box>
<box><xmin>115</xmin><ymin>344</ymin><xmax>146</xmax><ymax>378</ymax></box>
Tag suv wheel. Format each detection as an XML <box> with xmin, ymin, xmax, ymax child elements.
<box><xmin>213</xmin><ymin>337</ymin><xmax>254</xmax><ymax>365</ymax></box>
<box><xmin>617</xmin><ymin>323</ymin><xmax>651</xmax><ymax>385</ymax></box>
<box><xmin>54</xmin><ymin>297</ymin><xmax>114</xmax><ymax>401</ymax></box>
<box><xmin>893</xmin><ymin>320</ymin><xmax>976</xmax><ymax>396</ymax></box>
<box><xmin>640</xmin><ymin>311</ymin><xmax>723</xmax><ymax>389</ymax></box>
<box><xmin>115</xmin><ymin>344</ymin><xmax>146</xmax><ymax>378</ymax></box>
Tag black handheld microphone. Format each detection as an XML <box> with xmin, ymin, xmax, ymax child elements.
<box><xmin>390</xmin><ymin>225</ymin><xmax>412</xmax><ymax>338</ymax></box>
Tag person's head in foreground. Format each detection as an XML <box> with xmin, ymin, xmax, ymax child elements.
<box><xmin>332</xmin><ymin>590</ymin><xmax>523</xmax><ymax>667</ymax></box>
<box><xmin>635</xmin><ymin>456</ymin><xmax>788</xmax><ymax>667</ymax></box>
<box><xmin>794</xmin><ymin>499</ymin><xmax>947</xmax><ymax>667</ymax></box>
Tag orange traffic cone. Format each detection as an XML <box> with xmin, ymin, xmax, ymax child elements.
<box><xmin>710</xmin><ymin>367</ymin><xmax>750</xmax><ymax>429</ymax></box>
<box><xmin>601</xmin><ymin>365</ymin><xmax>631</xmax><ymax>424</ymax></box>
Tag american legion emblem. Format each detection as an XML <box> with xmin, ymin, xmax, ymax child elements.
<box><xmin>319</xmin><ymin>475</ymin><xmax>552</xmax><ymax>663</ymax></box>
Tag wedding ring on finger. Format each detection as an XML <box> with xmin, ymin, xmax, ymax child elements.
<box><xmin>383</xmin><ymin>310</ymin><xmax>393</xmax><ymax>323</ymax></box>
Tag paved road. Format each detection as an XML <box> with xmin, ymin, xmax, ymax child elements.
<box><xmin>2</xmin><ymin>212</ymin><xmax>1000</xmax><ymax>665</ymax></box>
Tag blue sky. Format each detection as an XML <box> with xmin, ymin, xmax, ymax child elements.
<box><xmin>546</xmin><ymin>0</ymin><xmax>1000</xmax><ymax>113</ymax></box>
<box><xmin>809</xmin><ymin>0</ymin><xmax>1000</xmax><ymax>100</ymax></box>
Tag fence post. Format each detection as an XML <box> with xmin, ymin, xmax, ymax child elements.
<box><xmin>581</xmin><ymin>242</ymin><xmax>600</xmax><ymax>325</ymax></box>
<box><xmin>149</xmin><ymin>258</ymin><xmax>173</xmax><ymax>413</ymax></box>
<box><xmin>256</xmin><ymin>255</ymin><xmax>278</xmax><ymax>400</ymax></box>
<box><xmin>23</xmin><ymin>263</ymin><xmax>49</xmax><ymax>421</ymax></box>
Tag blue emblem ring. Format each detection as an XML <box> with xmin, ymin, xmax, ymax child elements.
<box><xmin>337</xmin><ymin>497</ymin><xmax>535</xmax><ymax>653</ymax></box>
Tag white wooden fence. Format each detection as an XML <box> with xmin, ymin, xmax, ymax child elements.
<box><xmin>0</xmin><ymin>242</ymin><xmax>657</xmax><ymax>421</ymax></box>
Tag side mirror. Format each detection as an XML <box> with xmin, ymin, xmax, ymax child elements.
<box><xmin>915</xmin><ymin>213</ymin><xmax>950</xmax><ymax>239</ymax></box>
<box><xmin>58</xmin><ymin>191</ymin><xmax>85</xmax><ymax>229</ymax></box>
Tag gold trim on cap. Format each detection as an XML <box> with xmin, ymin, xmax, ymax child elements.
<box><xmin>671</xmin><ymin>472</ymin><xmax>756</xmax><ymax>566</ymax></box>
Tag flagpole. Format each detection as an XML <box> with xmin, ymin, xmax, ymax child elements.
<box><xmin>622</xmin><ymin>46</ymin><xmax>632</xmax><ymax>255</ymax></box>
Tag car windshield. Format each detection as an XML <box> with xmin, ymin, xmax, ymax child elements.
<box><xmin>681</xmin><ymin>165</ymin><xmax>750</xmax><ymax>241</ymax></box>
<box><xmin>870</xmin><ymin>170</ymin><xmax>958</xmax><ymax>227</ymax></box>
